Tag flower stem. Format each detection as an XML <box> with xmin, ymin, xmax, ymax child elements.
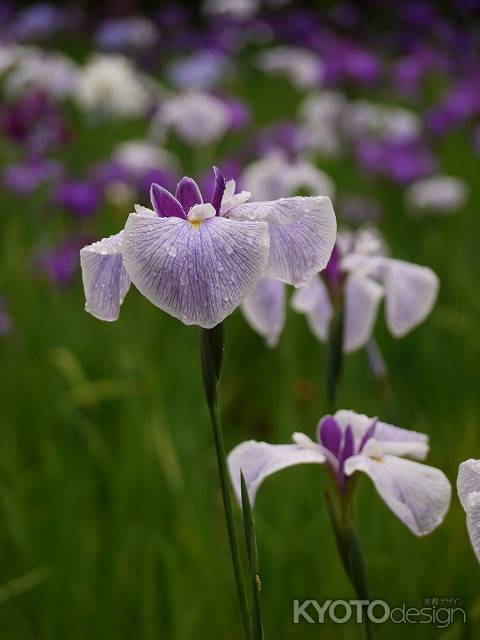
<box><xmin>325</xmin><ymin>490</ymin><xmax>373</xmax><ymax>640</ymax></box>
<box><xmin>325</xmin><ymin>298</ymin><xmax>344</xmax><ymax>412</ymax></box>
<box><xmin>200</xmin><ymin>323</ymin><xmax>251</xmax><ymax>639</ymax></box>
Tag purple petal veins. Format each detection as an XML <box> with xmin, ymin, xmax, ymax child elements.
<box><xmin>150</xmin><ymin>183</ymin><xmax>186</xmax><ymax>218</ymax></box>
<box><xmin>175</xmin><ymin>176</ymin><xmax>203</xmax><ymax>213</ymax></box>
<box><xmin>211</xmin><ymin>166</ymin><xmax>226</xmax><ymax>215</ymax></box>
<box><xmin>317</xmin><ymin>415</ymin><xmax>342</xmax><ymax>457</ymax></box>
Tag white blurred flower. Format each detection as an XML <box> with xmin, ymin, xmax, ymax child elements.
<box><xmin>113</xmin><ymin>141</ymin><xmax>177</xmax><ymax>175</ymax></box>
<box><xmin>241</xmin><ymin>150</ymin><xmax>335</xmax><ymax>202</ymax></box>
<box><xmin>345</xmin><ymin>100</ymin><xmax>421</xmax><ymax>142</ymax></box>
<box><xmin>202</xmin><ymin>0</ymin><xmax>258</xmax><ymax>18</ymax></box>
<box><xmin>3</xmin><ymin>49</ymin><xmax>79</xmax><ymax>100</ymax></box>
<box><xmin>152</xmin><ymin>91</ymin><xmax>231</xmax><ymax>146</ymax></box>
<box><xmin>405</xmin><ymin>176</ymin><xmax>468</xmax><ymax>215</ymax></box>
<box><xmin>75</xmin><ymin>54</ymin><xmax>152</xmax><ymax>118</ymax></box>
<box><xmin>299</xmin><ymin>91</ymin><xmax>347</xmax><ymax>157</ymax></box>
<box><xmin>256</xmin><ymin>46</ymin><xmax>323</xmax><ymax>89</ymax></box>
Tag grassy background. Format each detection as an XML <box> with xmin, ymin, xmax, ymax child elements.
<box><xmin>0</xmin><ymin>53</ymin><xmax>479</xmax><ymax>640</ymax></box>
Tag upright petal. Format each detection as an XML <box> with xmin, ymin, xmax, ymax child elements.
<box><xmin>242</xmin><ymin>277</ymin><xmax>286</xmax><ymax>347</ymax></box>
<box><xmin>122</xmin><ymin>209</ymin><xmax>269</xmax><ymax>328</ymax></box>
<box><xmin>176</xmin><ymin>177</ymin><xmax>203</xmax><ymax>213</ymax></box>
<box><xmin>291</xmin><ymin>275</ymin><xmax>333</xmax><ymax>341</ymax></box>
<box><xmin>150</xmin><ymin>183</ymin><xmax>186</xmax><ymax>218</ymax></box>
<box><xmin>228</xmin><ymin>439</ymin><xmax>326</xmax><ymax>506</ymax></box>
<box><xmin>334</xmin><ymin>410</ymin><xmax>428</xmax><ymax>459</ymax></box>
<box><xmin>80</xmin><ymin>232</ymin><xmax>131</xmax><ymax>321</ymax></box>
<box><xmin>465</xmin><ymin>496</ymin><xmax>480</xmax><ymax>562</ymax></box>
<box><xmin>382</xmin><ymin>259</ymin><xmax>439</xmax><ymax>337</ymax></box>
<box><xmin>344</xmin><ymin>454</ymin><xmax>451</xmax><ymax>535</ymax></box>
<box><xmin>228</xmin><ymin>196</ymin><xmax>337</xmax><ymax>285</ymax></box>
<box><xmin>343</xmin><ymin>272</ymin><xmax>384</xmax><ymax>353</ymax></box>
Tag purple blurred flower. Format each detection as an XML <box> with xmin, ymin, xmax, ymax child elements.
<box><xmin>95</xmin><ymin>17</ymin><xmax>159</xmax><ymax>52</ymax></box>
<box><xmin>79</xmin><ymin>167</ymin><xmax>336</xmax><ymax>325</ymax></box>
<box><xmin>37</xmin><ymin>236</ymin><xmax>90</xmax><ymax>286</ymax></box>
<box><xmin>3</xmin><ymin>159</ymin><xmax>62</xmax><ymax>195</ymax></box>
<box><xmin>427</xmin><ymin>78</ymin><xmax>480</xmax><ymax>135</ymax></box>
<box><xmin>54</xmin><ymin>180</ymin><xmax>101</xmax><ymax>218</ymax></box>
<box><xmin>167</xmin><ymin>50</ymin><xmax>231</xmax><ymax>90</ymax></box>
<box><xmin>9</xmin><ymin>3</ymin><xmax>66</xmax><ymax>41</ymax></box>
<box><xmin>1</xmin><ymin>90</ymin><xmax>70</xmax><ymax>156</ymax></box>
<box><xmin>356</xmin><ymin>139</ymin><xmax>434</xmax><ymax>184</ymax></box>
<box><xmin>228</xmin><ymin>409</ymin><xmax>451</xmax><ymax>536</ymax></box>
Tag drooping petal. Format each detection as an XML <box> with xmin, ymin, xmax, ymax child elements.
<box><xmin>457</xmin><ymin>460</ymin><xmax>480</xmax><ymax>561</ymax></box>
<box><xmin>150</xmin><ymin>183</ymin><xmax>186</xmax><ymax>218</ymax></box>
<box><xmin>80</xmin><ymin>232</ymin><xmax>131</xmax><ymax>322</ymax></box>
<box><xmin>228</xmin><ymin>439</ymin><xmax>326</xmax><ymax>506</ymax></box>
<box><xmin>227</xmin><ymin>196</ymin><xmax>337</xmax><ymax>285</ymax></box>
<box><xmin>291</xmin><ymin>275</ymin><xmax>333</xmax><ymax>341</ymax></box>
<box><xmin>344</xmin><ymin>454</ymin><xmax>451</xmax><ymax>536</ymax></box>
<box><xmin>175</xmin><ymin>177</ymin><xmax>203</xmax><ymax>213</ymax></box>
<box><xmin>343</xmin><ymin>272</ymin><xmax>384</xmax><ymax>353</ymax></box>
<box><xmin>334</xmin><ymin>410</ymin><xmax>428</xmax><ymax>460</ymax></box>
<box><xmin>457</xmin><ymin>459</ymin><xmax>480</xmax><ymax>511</ymax></box>
<box><xmin>241</xmin><ymin>277</ymin><xmax>286</xmax><ymax>347</ymax></box>
<box><xmin>122</xmin><ymin>208</ymin><xmax>269</xmax><ymax>328</ymax></box>
<box><xmin>381</xmin><ymin>258</ymin><xmax>439</xmax><ymax>337</ymax></box>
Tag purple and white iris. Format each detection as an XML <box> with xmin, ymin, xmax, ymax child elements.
<box><xmin>457</xmin><ymin>460</ymin><xmax>480</xmax><ymax>562</ymax></box>
<box><xmin>80</xmin><ymin>168</ymin><xmax>336</xmax><ymax>328</ymax></box>
<box><xmin>229</xmin><ymin>410</ymin><xmax>451</xmax><ymax>536</ymax></box>
<box><xmin>243</xmin><ymin>227</ymin><xmax>439</xmax><ymax>350</ymax></box>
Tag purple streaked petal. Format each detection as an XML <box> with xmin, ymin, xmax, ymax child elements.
<box><xmin>211</xmin><ymin>166</ymin><xmax>226</xmax><ymax>214</ymax></box>
<box><xmin>344</xmin><ymin>272</ymin><xmax>384</xmax><ymax>353</ymax></box>
<box><xmin>381</xmin><ymin>258</ymin><xmax>439</xmax><ymax>337</ymax></box>
<box><xmin>228</xmin><ymin>439</ymin><xmax>326</xmax><ymax>506</ymax></box>
<box><xmin>122</xmin><ymin>210</ymin><xmax>269</xmax><ymax>328</ymax></box>
<box><xmin>242</xmin><ymin>277</ymin><xmax>286</xmax><ymax>347</ymax></box>
<box><xmin>334</xmin><ymin>410</ymin><xmax>429</xmax><ymax>460</ymax></box>
<box><xmin>344</xmin><ymin>454</ymin><xmax>451</xmax><ymax>536</ymax></box>
<box><xmin>317</xmin><ymin>415</ymin><xmax>342</xmax><ymax>457</ymax></box>
<box><xmin>175</xmin><ymin>176</ymin><xmax>203</xmax><ymax>213</ymax></box>
<box><xmin>291</xmin><ymin>275</ymin><xmax>333</xmax><ymax>341</ymax></box>
<box><xmin>338</xmin><ymin>425</ymin><xmax>354</xmax><ymax>490</ymax></box>
<box><xmin>359</xmin><ymin>419</ymin><xmax>377</xmax><ymax>452</ymax></box>
<box><xmin>150</xmin><ymin>183</ymin><xmax>186</xmax><ymax>218</ymax></box>
<box><xmin>228</xmin><ymin>196</ymin><xmax>336</xmax><ymax>286</ymax></box>
<box><xmin>80</xmin><ymin>232</ymin><xmax>131</xmax><ymax>321</ymax></box>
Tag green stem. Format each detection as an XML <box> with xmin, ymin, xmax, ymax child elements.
<box><xmin>325</xmin><ymin>491</ymin><xmax>373</xmax><ymax>640</ymax></box>
<box><xmin>200</xmin><ymin>324</ymin><xmax>251</xmax><ymax>639</ymax></box>
<box><xmin>325</xmin><ymin>297</ymin><xmax>345</xmax><ymax>413</ymax></box>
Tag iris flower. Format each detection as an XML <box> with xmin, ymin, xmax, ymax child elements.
<box><xmin>80</xmin><ymin>167</ymin><xmax>336</xmax><ymax>328</ymax></box>
<box><xmin>229</xmin><ymin>410</ymin><xmax>451</xmax><ymax>536</ymax></box>
<box><xmin>457</xmin><ymin>459</ymin><xmax>480</xmax><ymax>562</ymax></box>
<box><xmin>243</xmin><ymin>227</ymin><xmax>439</xmax><ymax>350</ymax></box>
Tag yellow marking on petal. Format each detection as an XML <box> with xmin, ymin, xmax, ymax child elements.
<box><xmin>189</xmin><ymin>220</ymin><xmax>203</xmax><ymax>228</ymax></box>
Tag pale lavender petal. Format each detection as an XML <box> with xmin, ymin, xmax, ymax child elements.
<box><xmin>291</xmin><ymin>275</ymin><xmax>333</xmax><ymax>341</ymax></box>
<box><xmin>343</xmin><ymin>272</ymin><xmax>384</xmax><ymax>353</ymax></box>
<box><xmin>344</xmin><ymin>454</ymin><xmax>451</xmax><ymax>536</ymax></box>
<box><xmin>228</xmin><ymin>196</ymin><xmax>337</xmax><ymax>285</ymax></box>
<box><xmin>80</xmin><ymin>232</ymin><xmax>131</xmax><ymax>321</ymax></box>
<box><xmin>382</xmin><ymin>258</ymin><xmax>439</xmax><ymax>337</ymax></box>
<box><xmin>150</xmin><ymin>183</ymin><xmax>186</xmax><ymax>218</ymax></box>
<box><xmin>457</xmin><ymin>459</ymin><xmax>480</xmax><ymax>511</ymax></box>
<box><xmin>334</xmin><ymin>410</ymin><xmax>428</xmax><ymax>459</ymax></box>
<box><xmin>122</xmin><ymin>210</ymin><xmax>269</xmax><ymax>328</ymax></box>
<box><xmin>228</xmin><ymin>439</ymin><xmax>326</xmax><ymax>506</ymax></box>
<box><xmin>466</xmin><ymin>499</ymin><xmax>480</xmax><ymax>562</ymax></box>
<box><xmin>241</xmin><ymin>277</ymin><xmax>286</xmax><ymax>347</ymax></box>
<box><xmin>458</xmin><ymin>460</ymin><xmax>480</xmax><ymax>561</ymax></box>
<box><xmin>176</xmin><ymin>177</ymin><xmax>203</xmax><ymax>213</ymax></box>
